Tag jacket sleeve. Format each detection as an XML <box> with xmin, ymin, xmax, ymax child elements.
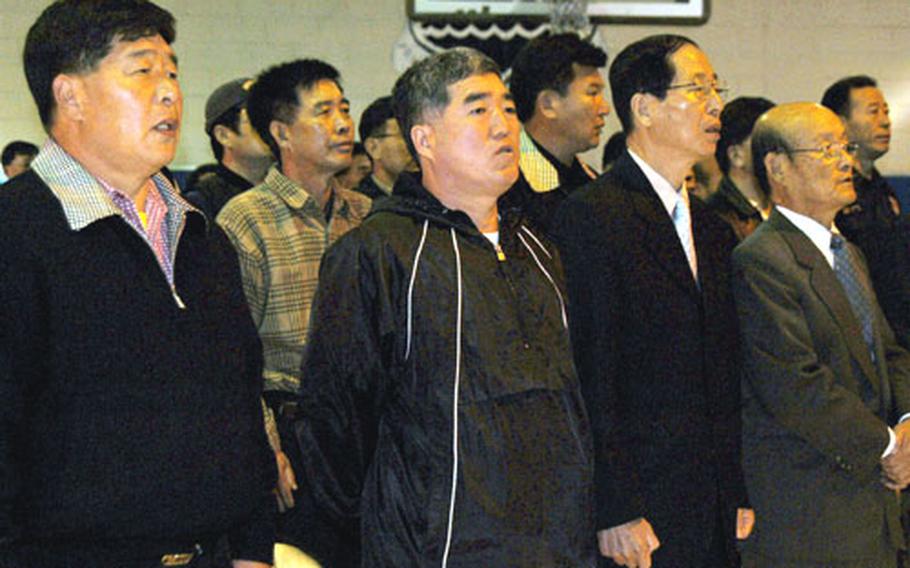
<box><xmin>293</xmin><ymin>230</ymin><xmax>395</xmax><ymax>565</ymax></box>
<box><xmin>856</xmin><ymin>242</ymin><xmax>910</xmax><ymax>422</ymax></box>
<box><xmin>0</xmin><ymin>225</ymin><xmax>40</xmax><ymax>552</ymax></box>
<box><xmin>207</xmin><ymin>224</ymin><xmax>277</xmax><ymax>565</ymax></box>
<box><xmin>881</xmin><ymin>311</ymin><xmax>910</xmax><ymax>423</ymax></box>
<box><xmin>227</xmin><ymin>485</ymin><xmax>277</xmax><ymax>564</ymax></box>
<box><xmin>732</xmin><ymin>245</ymin><xmax>890</xmax><ymax>483</ymax></box>
<box><xmin>553</xmin><ymin>196</ymin><xmax>645</xmax><ymax>531</ymax></box>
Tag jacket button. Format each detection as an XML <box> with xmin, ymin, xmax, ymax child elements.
<box><xmin>522</xmin><ymin>342</ymin><xmax>530</xmax><ymax>350</ymax></box>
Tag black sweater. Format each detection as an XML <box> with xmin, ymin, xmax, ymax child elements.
<box><xmin>0</xmin><ymin>171</ymin><xmax>275</xmax><ymax>564</ymax></box>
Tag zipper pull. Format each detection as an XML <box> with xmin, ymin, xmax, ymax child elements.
<box><xmin>494</xmin><ymin>243</ymin><xmax>506</xmax><ymax>262</ymax></box>
<box><xmin>172</xmin><ymin>286</ymin><xmax>187</xmax><ymax>310</ymax></box>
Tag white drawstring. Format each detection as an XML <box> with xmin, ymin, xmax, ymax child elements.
<box><xmin>518</xmin><ymin>231</ymin><xmax>568</xmax><ymax>330</ymax></box>
<box><xmin>413</xmin><ymin>224</ymin><xmax>555</xmax><ymax>565</ymax></box>
<box><xmin>520</xmin><ymin>224</ymin><xmax>552</xmax><ymax>259</ymax></box>
<box><xmin>441</xmin><ymin>227</ymin><xmax>463</xmax><ymax>568</ymax></box>
<box><xmin>405</xmin><ymin>220</ymin><xmax>430</xmax><ymax>361</ymax></box>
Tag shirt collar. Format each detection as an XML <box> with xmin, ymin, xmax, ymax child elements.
<box><xmin>718</xmin><ymin>176</ymin><xmax>762</xmax><ymax>218</ymax></box>
<box><xmin>777</xmin><ymin>205</ymin><xmax>835</xmax><ymax>268</ymax></box>
<box><xmin>627</xmin><ymin>148</ymin><xmax>686</xmax><ymax>216</ymax></box>
<box><xmin>265</xmin><ymin>164</ymin><xmax>325</xmax><ymax>211</ymax></box>
<box><xmin>266</xmin><ymin>164</ymin><xmax>352</xmax><ymax>219</ymax></box>
<box><xmin>31</xmin><ymin>139</ymin><xmax>196</xmax><ymax>231</ymax></box>
<box><xmin>524</xmin><ymin>129</ymin><xmax>592</xmax><ymax>188</ymax></box>
<box><xmin>371</xmin><ymin>174</ymin><xmax>393</xmax><ymax>195</ymax></box>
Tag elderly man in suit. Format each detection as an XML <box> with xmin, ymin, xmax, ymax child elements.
<box><xmin>554</xmin><ymin>34</ymin><xmax>752</xmax><ymax>568</ymax></box>
<box><xmin>733</xmin><ymin>102</ymin><xmax>910</xmax><ymax>567</ymax></box>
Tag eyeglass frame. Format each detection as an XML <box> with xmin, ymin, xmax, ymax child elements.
<box><xmin>786</xmin><ymin>141</ymin><xmax>859</xmax><ymax>161</ymax></box>
<box><xmin>665</xmin><ymin>79</ymin><xmax>730</xmax><ymax>102</ymax></box>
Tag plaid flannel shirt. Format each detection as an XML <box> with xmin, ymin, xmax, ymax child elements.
<box><xmin>217</xmin><ymin>165</ymin><xmax>372</xmax><ymax>394</ymax></box>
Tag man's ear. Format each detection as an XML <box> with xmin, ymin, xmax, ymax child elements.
<box><xmin>765</xmin><ymin>152</ymin><xmax>784</xmax><ymax>181</ymax></box>
<box><xmin>728</xmin><ymin>143</ymin><xmax>745</xmax><ymax>169</ymax></box>
<box><xmin>536</xmin><ymin>89</ymin><xmax>561</xmax><ymax>121</ymax></box>
<box><xmin>410</xmin><ymin>123</ymin><xmax>434</xmax><ymax>161</ymax></box>
<box><xmin>269</xmin><ymin>120</ymin><xmax>289</xmax><ymax>151</ymax></box>
<box><xmin>364</xmin><ymin>136</ymin><xmax>381</xmax><ymax>160</ymax></box>
<box><xmin>52</xmin><ymin>74</ymin><xmax>85</xmax><ymax>122</ymax></box>
<box><xmin>213</xmin><ymin>124</ymin><xmax>233</xmax><ymax>148</ymax></box>
<box><xmin>630</xmin><ymin>92</ymin><xmax>652</xmax><ymax>128</ymax></box>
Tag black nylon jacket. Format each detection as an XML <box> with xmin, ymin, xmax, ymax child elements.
<box><xmin>294</xmin><ymin>171</ymin><xmax>595</xmax><ymax>567</ymax></box>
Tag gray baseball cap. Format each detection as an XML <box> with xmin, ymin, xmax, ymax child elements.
<box><xmin>205</xmin><ymin>77</ymin><xmax>254</xmax><ymax>134</ymax></box>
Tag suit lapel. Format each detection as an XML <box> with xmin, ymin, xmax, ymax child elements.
<box><xmin>615</xmin><ymin>153</ymin><xmax>700</xmax><ymax>300</ymax></box>
<box><xmin>771</xmin><ymin>210</ymin><xmax>880</xmax><ymax>391</ymax></box>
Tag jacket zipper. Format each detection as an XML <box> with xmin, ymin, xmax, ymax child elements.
<box><xmin>494</xmin><ymin>242</ymin><xmax>506</xmax><ymax>262</ymax></box>
<box><xmin>169</xmin><ymin>213</ymin><xmax>188</xmax><ymax>309</ymax></box>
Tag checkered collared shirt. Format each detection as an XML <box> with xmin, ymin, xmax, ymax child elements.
<box><xmin>30</xmin><ymin>139</ymin><xmax>195</xmax><ymax>289</ymax></box>
<box><xmin>217</xmin><ymin>165</ymin><xmax>372</xmax><ymax>394</ymax></box>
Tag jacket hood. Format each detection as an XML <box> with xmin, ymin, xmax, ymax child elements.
<box><xmin>372</xmin><ymin>171</ymin><xmax>524</xmax><ymax>236</ymax></box>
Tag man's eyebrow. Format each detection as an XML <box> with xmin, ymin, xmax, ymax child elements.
<box><xmin>463</xmin><ymin>91</ymin><xmax>491</xmax><ymax>105</ymax></box>
<box><xmin>126</xmin><ymin>49</ymin><xmax>178</xmax><ymax>67</ymax></box>
<box><xmin>683</xmin><ymin>71</ymin><xmax>717</xmax><ymax>82</ymax></box>
<box><xmin>314</xmin><ymin>98</ymin><xmax>344</xmax><ymax>108</ymax></box>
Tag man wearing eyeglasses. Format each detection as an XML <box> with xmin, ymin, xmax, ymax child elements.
<box><xmin>553</xmin><ymin>35</ymin><xmax>751</xmax><ymax>567</ymax></box>
<box><xmin>733</xmin><ymin>102</ymin><xmax>910</xmax><ymax>567</ymax></box>
<box><xmin>354</xmin><ymin>95</ymin><xmax>415</xmax><ymax>200</ymax></box>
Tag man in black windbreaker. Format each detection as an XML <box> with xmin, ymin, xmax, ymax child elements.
<box><xmin>293</xmin><ymin>47</ymin><xmax>595</xmax><ymax>567</ymax></box>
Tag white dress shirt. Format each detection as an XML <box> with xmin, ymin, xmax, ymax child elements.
<box><xmin>627</xmin><ymin>149</ymin><xmax>698</xmax><ymax>280</ymax></box>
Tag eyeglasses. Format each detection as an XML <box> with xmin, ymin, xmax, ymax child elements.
<box><xmin>788</xmin><ymin>142</ymin><xmax>859</xmax><ymax>161</ymax></box>
<box><xmin>666</xmin><ymin>80</ymin><xmax>730</xmax><ymax>102</ymax></box>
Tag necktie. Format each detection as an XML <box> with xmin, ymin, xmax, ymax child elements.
<box><xmin>672</xmin><ymin>194</ymin><xmax>698</xmax><ymax>281</ymax></box>
<box><xmin>831</xmin><ymin>234</ymin><xmax>877</xmax><ymax>362</ymax></box>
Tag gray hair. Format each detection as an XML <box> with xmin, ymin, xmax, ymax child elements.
<box><xmin>392</xmin><ymin>47</ymin><xmax>501</xmax><ymax>161</ymax></box>
<box><xmin>751</xmin><ymin>114</ymin><xmax>794</xmax><ymax>201</ymax></box>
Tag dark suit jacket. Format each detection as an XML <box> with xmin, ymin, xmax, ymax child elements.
<box><xmin>732</xmin><ymin>209</ymin><xmax>910</xmax><ymax>564</ymax></box>
<box><xmin>554</xmin><ymin>151</ymin><xmax>747</xmax><ymax>566</ymax></box>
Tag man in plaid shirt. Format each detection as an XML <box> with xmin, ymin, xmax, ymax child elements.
<box><xmin>216</xmin><ymin>58</ymin><xmax>371</xmax><ymax>558</ymax></box>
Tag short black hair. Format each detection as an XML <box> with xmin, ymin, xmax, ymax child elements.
<box><xmin>24</xmin><ymin>0</ymin><xmax>175</xmax><ymax>131</ymax></box>
<box><xmin>751</xmin><ymin>116</ymin><xmax>794</xmax><ymax>201</ymax></box>
<box><xmin>393</xmin><ymin>47</ymin><xmax>500</xmax><ymax>162</ymax></box>
<box><xmin>208</xmin><ymin>106</ymin><xmax>243</xmax><ymax>163</ymax></box>
<box><xmin>248</xmin><ymin>59</ymin><xmax>342</xmax><ymax>161</ymax></box>
<box><xmin>821</xmin><ymin>75</ymin><xmax>878</xmax><ymax>118</ymax></box>
<box><xmin>609</xmin><ymin>34</ymin><xmax>697</xmax><ymax>134</ymax></box>
<box><xmin>359</xmin><ymin>96</ymin><xmax>395</xmax><ymax>145</ymax></box>
<box><xmin>716</xmin><ymin>97</ymin><xmax>775</xmax><ymax>175</ymax></box>
<box><xmin>2</xmin><ymin>141</ymin><xmax>39</xmax><ymax>167</ymax></box>
<box><xmin>510</xmin><ymin>33</ymin><xmax>607</xmax><ymax>123</ymax></box>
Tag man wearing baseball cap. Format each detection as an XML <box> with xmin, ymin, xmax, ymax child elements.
<box><xmin>185</xmin><ymin>77</ymin><xmax>273</xmax><ymax>221</ymax></box>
